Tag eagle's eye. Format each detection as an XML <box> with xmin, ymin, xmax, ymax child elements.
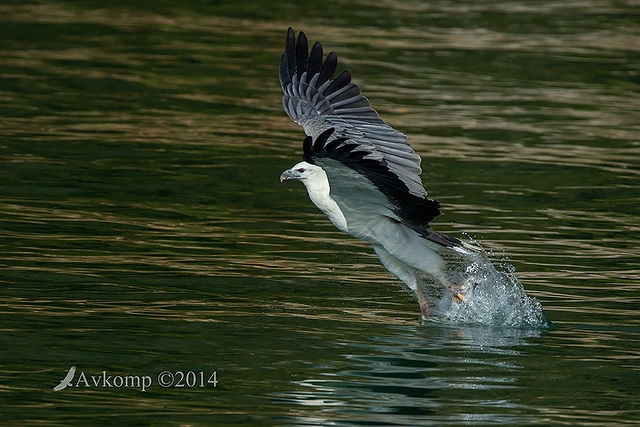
<box><xmin>296</xmin><ymin>168</ymin><xmax>305</xmax><ymax>173</ymax></box>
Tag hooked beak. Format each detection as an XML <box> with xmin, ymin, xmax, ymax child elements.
<box><xmin>280</xmin><ymin>169</ymin><xmax>293</xmax><ymax>183</ymax></box>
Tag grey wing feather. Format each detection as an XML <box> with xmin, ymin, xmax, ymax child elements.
<box><xmin>279</xmin><ymin>28</ymin><xmax>427</xmax><ymax>198</ymax></box>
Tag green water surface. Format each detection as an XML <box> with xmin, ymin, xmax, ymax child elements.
<box><xmin>1</xmin><ymin>1</ymin><xmax>639</xmax><ymax>425</ymax></box>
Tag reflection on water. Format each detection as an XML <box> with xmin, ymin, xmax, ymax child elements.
<box><xmin>276</xmin><ymin>324</ymin><xmax>546</xmax><ymax>424</ymax></box>
<box><xmin>1</xmin><ymin>0</ymin><xmax>639</xmax><ymax>425</ymax></box>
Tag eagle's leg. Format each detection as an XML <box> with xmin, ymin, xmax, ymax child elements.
<box><xmin>375</xmin><ymin>224</ymin><xmax>464</xmax><ymax>307</ymax></box>
<box><xmin>440</xmin><ymin>278</ymin><xmax>466</xmax><ymax>302</ymax></box>
<box><xmin>416</xmin><ymin>290</ymin><xmax>431</xmax><ymax>320</ymax></box>
<box><xmin>372</xmin><ymin>245</ymin><xmax>431</xmax><ymax>319</ymax></box>
<box><xmin>443</xmin><ymin>276</ymin><xmax>478</xmax><ymax>303</ymax></box>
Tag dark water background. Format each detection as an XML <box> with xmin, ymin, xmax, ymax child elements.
<box><xmin>1</xmin><ymin>1</ymin><xmax>639</xmax><ymax>425</ymax></box>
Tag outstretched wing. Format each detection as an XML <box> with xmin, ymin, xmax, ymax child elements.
<box><xmin>279</xmin><ymin>27</ymin><xmax>428</xmax><ymax>200</ymax></box>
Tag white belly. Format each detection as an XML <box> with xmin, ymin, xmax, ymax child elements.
<box><xmin>345</xmin><ymin>214</ymin><xmax>445</xmax><ymax>276</ymax></box>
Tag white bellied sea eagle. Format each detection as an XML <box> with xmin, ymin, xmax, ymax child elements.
<box><xmin>278</xmin><ymin>28</ymin><xmax>476</xmax><ymax>319</ymax></box>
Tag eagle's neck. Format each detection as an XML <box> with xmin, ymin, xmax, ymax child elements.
<box><xmin>302</xmin><ymin>170</ymin><xmax>348</xmax><ymax>233</ymax></box>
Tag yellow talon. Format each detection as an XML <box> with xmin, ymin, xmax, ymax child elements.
<box><xmin>453</xmin><ymin>292</ymin><xmax>466</xmax><ymax>303</ymax></box>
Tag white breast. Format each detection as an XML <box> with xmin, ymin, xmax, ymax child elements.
<box><xmin>300</xmin><ymin>168</ymin><xmax>349</xmax><ymax>233</ymax></box>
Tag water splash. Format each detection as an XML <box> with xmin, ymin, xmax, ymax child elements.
<box><xmin>426</xmin><ymin>240</ymin><xmax>552</xmax><ymax>328</ymax></box>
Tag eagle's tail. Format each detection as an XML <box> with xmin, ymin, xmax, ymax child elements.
<box><xmin>407</xmin><ymin>224</ymin><xmax>481</xmax><ymax>254</ymax></box>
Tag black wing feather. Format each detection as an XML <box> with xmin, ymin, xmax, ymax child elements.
<box><xmin>325</xmin><ymin>70</ymin><xmax>352</xmax><ymax>96</ymax></box>
<box><xmin>308</xmin><ymin>42</ymin><xmax>323</xmax><ymax>76</ymax></box>
<box><xmin>318</xmin><ymin>51</ymin><xmax>337</xmax><ymax>87</ymax></box>
<box><xmin>284</xmin><ymin>28</ymin><xmax>296</xmax><ymax>84</ymax></box>
<box><xmin>295</xmin><ymin>31</ymin><xmax>308</xmax><ymax>80</ymax></box>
